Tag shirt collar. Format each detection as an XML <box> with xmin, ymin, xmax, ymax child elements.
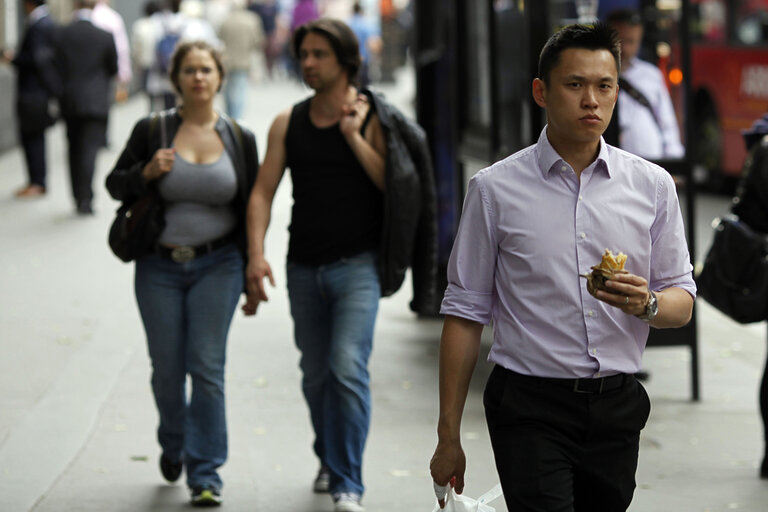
<box><xmin>536</xmin><ymin>125</ymin><xmax>612</xmax><ymax>178</ymax></box>
<box><xmin>73</xmin><ymin>9</ymin><xmax>93</xmax><ymax>22</ymax></box>
<box><xmin>623</xmin><ymin>56</ymin><xmax>640</xmax><ymax>72</ymax></box>
<box><xmin>28</xmin><ymin>5</ymin><xmax>49</xmax><ymax>25</ymax></box>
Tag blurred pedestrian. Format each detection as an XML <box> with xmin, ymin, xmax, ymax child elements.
<box><xmin>218</xmin><ymin>0</ymin><xmax>265</xmax><ymax>119</ymax></box>
<box><xmin>607</xmin><ymin>8</ymin><xmax>684</xmax><ymax>160</ymax></box>
<box><xmin>429</xmin><ymin>23</ymin><xmax>695</xmax><ymax>512</ymax></box>
<box><xmin>92</xmin><ymin>0</ymin><xmax>132</xmax><ymax>103</ymax></box>
<box><xmin>106</xmin><ymin>40</ymin><xmax>259</xmax><ymax>507</ymax></box>
<box><xmin>131</xmin><ymin>0</ymin><xmax>161</xmax><ymax>109</ymax></box>
<box><xmin>378</xmin><ymin>0</ymin><xmax>398</xmax><ymax>82</ymax></box>
<box><xmin>729</xmin><ymin>112</ymin><xmax>768</xmax><ymax>479</ymax></box>
<box><xmin>249</xmin><ymin>0</ymin><xmax>281</xmax><ymax>78</ymax></box>
<box><xmin>2</xmin><ymin>0</ymin><xmax>60</xmax><ymax>199</ymax></box>
<box><xmin>180</xmin><ymin>0</ymin><xmax>221</xmax><ymax>45</ymax></box>
<box><xmin>287</xmin><ymin>0</ymin><xmax>319</xmax><ymax>78</ymax></box>
<box><xmin>56</xmin><ymin>0</ymin><xmax>117</xmax><ymax>215</ymax></box>
<box><xmin>347</xmin><ymin>2</ymin><xmax>381</xmax><ymax>87</ymax></box>
<box><xmin>245</xmin><ymin>18</ymin><xmax>436</xmax><ymax>512</ymax></box>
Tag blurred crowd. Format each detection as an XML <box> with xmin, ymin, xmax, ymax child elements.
<box><xmin>2</xmin><ymin>0</ymin><xmax>413</xmax><ymax>211</ymax></box>
<box><xmin>132</xmin><ymin>0</ymin><xmax>414</xmax><ymax>97</ymax></box>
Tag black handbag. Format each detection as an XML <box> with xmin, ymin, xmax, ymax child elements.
<box><xmin>108</xmin><ymin>112</ymin><xmax>168</xmax><ymax>263</ymax></box>
<box><xmin>696</xmin><ymin>215</ymin><xmax>768</xmax><ymax>323</ymax></box>
<box><xmin>108</xmin><ymin>185</ymin><xmax>165</xmax><ymax>262</ymax></box>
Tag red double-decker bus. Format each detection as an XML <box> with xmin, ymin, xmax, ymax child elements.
<box><xmin>660</xmin><ymin>0</ymin><xmax>768</xmax><ymax>188</ymax></box>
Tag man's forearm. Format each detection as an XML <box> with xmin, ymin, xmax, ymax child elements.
<box><xmin>246</xmin><ymin>192</ymin><xmax>272</xmax><ymax>259</ymax></box>
<box><xmin>651</xmin><ymin>287</ymin><xmax>694</xmax><ymax>328</ymax></box>
<box><xmin>437</xmin><ymin>316</ymin><xmax>484</xmax><ymax>442</ymax></box>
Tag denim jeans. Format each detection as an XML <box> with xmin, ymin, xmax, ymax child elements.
<box><xmin>287</xmin><ymin>251</ymin><xmax>381</xmax><ymax>496</ymax></box>
<box><xmin>134</xmin><ymin>244</ymin><xmax>243</xmax><ymax>491</ymax></box>
<box><xmin>223</xmin><ymin>69</ymin><xmax>249</xmax><ymax>121</ymax></box>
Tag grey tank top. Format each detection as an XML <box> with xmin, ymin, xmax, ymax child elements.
<box><xmin>157</xmin><ymin>150</ymin><xmax>238</xmax><ymax>246</ymax></box>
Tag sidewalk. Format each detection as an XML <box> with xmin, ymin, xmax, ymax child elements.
<box><xmin>0</xmin><ymin>70</ymin><xmax>767</xmax><ymax>511</ymax></box>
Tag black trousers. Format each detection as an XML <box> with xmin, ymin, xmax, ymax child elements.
<box><xmin>20</xmin><ymin>129</ymin><xmax>47</xmax><ymax>188</ymax></box>
<box><xmin>65</xmin><ymin>117</ymin><xmax>106</xmax><ymax>206</ymax></box>
<box><xmin>484</xmin><ymin>365</ymin><xmax>651</xmax><ymax>512</ymax></box>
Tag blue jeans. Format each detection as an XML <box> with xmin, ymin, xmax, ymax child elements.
<box><xmin>287</xmin><ymin>251</ymin><xmax>381</xmax><ymax>496</ymax></box>
<box><xmin>134</xmin><ymin>244</ymin><xmax>243</xmax><ymax>491</ymax></box>
<box><xmin>223</xmin><ymin>69</ymin><xmax>249</xmax><ymax>120</ymax></box>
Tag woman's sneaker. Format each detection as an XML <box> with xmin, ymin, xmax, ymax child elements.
<box><xmin>190</xmin><ymin>487</ymin><xmax>222</xmax><ymax>507</ymax></box>
<box><xmin>333</xmin><ymin>492</ymin><xmax>364</xmax><ymax>512</ymax></box>
<box><xmin>313</xmin><ymin>465</ymin><xmax>330</xmax><ymax>493</ymax></box>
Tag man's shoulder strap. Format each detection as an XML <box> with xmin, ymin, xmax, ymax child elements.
<box><xmin>618</xmin><ymin>77</ymin><xmax>661</xmax><ymax>129</ymax></box>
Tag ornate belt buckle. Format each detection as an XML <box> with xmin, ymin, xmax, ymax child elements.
<box><xmin>170</xmin><ymin>246</ymin><xmax>195</xmax><ymax>263</ymax></box>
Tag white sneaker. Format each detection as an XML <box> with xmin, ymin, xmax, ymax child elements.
<box><xmin>333</xmin><ymin>492</ymin><xmax>364</xmax><ymax>512</ymax></box>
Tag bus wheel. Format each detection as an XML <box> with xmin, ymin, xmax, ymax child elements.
<box><xmin>692</xmin><ymin>100</ymin><xmax>723</xmax><ymax>192</ymax></box>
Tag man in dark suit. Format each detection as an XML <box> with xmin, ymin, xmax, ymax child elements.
<box><xmin>2</xmin><ymin>0</ymin><xmax>60</xmax><ymax>198</ymax></box>
<box><xmin>56</xmin><ymin>0</ymin><xmax>117</xmax><ymax>215</ymax></box>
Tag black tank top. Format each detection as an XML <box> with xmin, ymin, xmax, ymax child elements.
<box><xmin>285</xmin><ymin>97</ymin><xmax>383</xmax><ymax>265</ymax></box>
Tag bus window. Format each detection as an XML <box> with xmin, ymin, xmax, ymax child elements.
<box><xmin>735</xmin><ymin>0</ymin><xmax>768</xmax><ymax>45</ymax></box>
<box><xmin>693</xmin><ymin>0</ymin><xmax>727</xmax><ymax>42</ymax></box>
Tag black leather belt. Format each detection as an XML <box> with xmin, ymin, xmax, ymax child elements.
<box><xmin>156</xmin><ymin>233</ymin><xmax>235</xmax><ymax>263</ymax></box>
<box><xmin>506</xmin><ymin>369</ymin><xmax>632</xmax><ymax>394</ymax></box>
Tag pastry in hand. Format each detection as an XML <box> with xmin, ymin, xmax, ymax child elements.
<box><xmin>581</xmin><ymin>249</ymin><xmax>628</xmax><ymax>296</ymax></box>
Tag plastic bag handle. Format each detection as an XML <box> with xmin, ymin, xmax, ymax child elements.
<box><xmin>478</xmin><ymin>484</ymin><xmax>503</xmax><ymax>504</ymax></box>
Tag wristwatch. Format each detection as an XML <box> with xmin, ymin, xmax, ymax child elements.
<box><xmin>636</xmin><ymin>290</ymin><xmax>658</xmax><ymax>323</ymax></box>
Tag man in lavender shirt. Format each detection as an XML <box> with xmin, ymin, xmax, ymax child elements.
<box><xmin>429</xmin><ymin>24</ymin><xmax>695</xmax><ymax>512</ymax></box>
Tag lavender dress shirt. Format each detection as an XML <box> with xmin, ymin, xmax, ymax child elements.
<box><xmin>441</xmin><ymin>128</ymin><xmax>696</xmax><ymax>379</ymax></box>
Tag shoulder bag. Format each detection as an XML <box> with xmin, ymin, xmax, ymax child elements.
<box><xmin>696</xmin><ymin>214</ymin><xmax>768</xmax><ymax>323</ymax></box>
<box><xmin>108</xmin><ymin>113</ymin><xmax>167</xmax><ymax>263</ymax></box>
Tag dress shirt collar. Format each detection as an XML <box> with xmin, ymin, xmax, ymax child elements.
<box><xmin>28</xmin><ymin>5</ymin><xmax>49</xmax><ymax>25</ymax></box>
<box><xmin>535</xmin><ymin>126</ymin><xmax>612</xmax><ymax>179</ymax></box>
<box><xmin>73</xmin><ymin>9</ymin><xmax>94</xmax><ymax>22</ymax></box>
<box><xmin>623</xmin><ymin>56</ymin><xmax>640</xmax><ymax>72</ymax></box>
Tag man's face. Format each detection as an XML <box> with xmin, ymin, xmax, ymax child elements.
<box><xmin>533</xmin><ymin>48</ymin><xmax>618</xmax><ymax>147</ymax></box>
<box><xmin>299</xmin><ymin>32</ymin><xmax>345</xmax><ymax>92</ymax></box>
<box><xmin>612</xmin><ymin>22</ymin><xmax>643</xmax><ymax>65</ymax></box>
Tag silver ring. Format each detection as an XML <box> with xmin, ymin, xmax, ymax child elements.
<box><xmin>625</xmin><ymin>296</ymin><xmax>630</xmax><ymax>305</ymax></box>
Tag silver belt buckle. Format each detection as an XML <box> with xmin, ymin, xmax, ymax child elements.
<box><xmin>170</xmin><ymin>246</ymin><xmax>196</xmax><ymax>263</ymax></box>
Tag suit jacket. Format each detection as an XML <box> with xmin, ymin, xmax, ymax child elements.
<box><xmin>56</xmin><ymin>18</ymin><xmax>118</xmax><ymax>120</ymax></box>
<box><xmin>12</xmin><ymin>12</ymin><xmax>60</xmax><ymax>133</ymax></box>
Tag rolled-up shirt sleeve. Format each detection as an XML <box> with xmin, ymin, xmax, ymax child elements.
<box><xmin>440</xmin><ymin>175</ymin><xmax>498</xmax><ymax>325</ymax></box>
<box><xmin>649</xmin><ymin>170</ymin><xmax>697</xmax><ymax>297</ymax></box>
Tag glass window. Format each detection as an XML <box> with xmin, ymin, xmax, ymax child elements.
<box><xmin>734</xmin><ymin>0</ymin><xmax>768</xmax><ymax>45</ymax></box>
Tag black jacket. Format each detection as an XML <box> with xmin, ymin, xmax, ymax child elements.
<box><xmin>13</xmin><ymin>12</ymin><xmax>60</xmax><ymax>133</ymax></box>
<box><xmin>56</xmin><ymin>18</ymin><xmax>117</xmax><ymax>120</ymax></box>
<box><xmin>364</xmin><ymin>89</ymin><xmax>438</xmax><ymax>315</ymax></box>
<box><xmin>733</xmin><ymin>135</ymin><xmax>768</xmax><ymax>232</ymax></box>
<box><xmin>105</xmin><ymin>109</ymin><xmax>259</xmax><ymax>267</ymax></box>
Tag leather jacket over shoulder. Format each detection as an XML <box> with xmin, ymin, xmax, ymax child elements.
<box><xmin>105</xmin><ymin>108</ymin><xmax>259</xmax><ymax>261</ymax></box>
<box><xmin>364</xmin><ymin>89</ymin><xmax>439</xmax><ymax>314</ymax></box>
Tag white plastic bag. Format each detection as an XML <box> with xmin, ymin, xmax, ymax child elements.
<box><xmin>430</xmin><ymin>483</ymin><xmax>503</xmax><ymax>512</ymax></box>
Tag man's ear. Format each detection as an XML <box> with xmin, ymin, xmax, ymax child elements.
<box><xmin>532</xmin><ymin>78</ymin><xmax>547</xmax><ymax>108</ymax></box>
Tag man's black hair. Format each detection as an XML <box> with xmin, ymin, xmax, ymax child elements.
<box><xmin>538</xmin><ymin>23</ymin><xmax>621</xmax><ymax>84</ymax></box>
<box><xmin>144</xmin><ymin>0</ymin><xmax>160</xmax><ymax>17</ymax></box>
<box><xmin>606</xmin><ymin>8</ymin><xmax>643</xmax><ymax>27</ymax></box>
<box><xmin>26</xmin><ymin>0</ymin><xmax>46</xmax><ymax>7</ymax></box>
<box><xmin>292</xmin><ymin>18</ymin><xmax>361</xmax><ymax>87</ymax></box>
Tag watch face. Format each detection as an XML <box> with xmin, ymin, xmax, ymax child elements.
<box><xmin>648</xmin><ymin>292</ymin><xmax>659</xmax><ymax>318</ymax></box>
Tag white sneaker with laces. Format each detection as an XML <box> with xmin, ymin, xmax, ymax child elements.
<box><xmin>333</xmin><ymin>492</ymin><xmax>364</xmax><ymax>512</ymax></box>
